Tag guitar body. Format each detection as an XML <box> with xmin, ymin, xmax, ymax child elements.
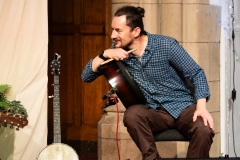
<box><xmin>37</xmin><ymin>143</ymin><xmax>78</xmax><ymax>160</ymax></box>
<box><xmin>99</xmin><ymin>60</ymin><xmax>146</xmax><ymax>108</ymax></box>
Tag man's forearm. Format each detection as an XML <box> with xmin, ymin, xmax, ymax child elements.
<box><xmin>196</xmin><ymin>98</ymin><xmax>207</xmax><ymax>109</ymax></box>
<box><xmin>92</xmin><ymin>55</ymin><xmax>105</xmax><ymax>71</ymax></box>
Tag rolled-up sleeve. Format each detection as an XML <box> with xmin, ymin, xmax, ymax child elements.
<box><xmin>169</xmin><ymin>39</ymin><xmax>210</xmax><ymax>102</ymax></box>
<box><xmin>81</xmin><ymin>59</ymin><xmax>102</xmax><ymax>82</ymax></box>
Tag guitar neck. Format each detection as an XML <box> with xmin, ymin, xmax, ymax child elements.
<box><xmin>53</xmin><ymin>75</ymin><xmax>61</xmax><ymax>143</ymax></box>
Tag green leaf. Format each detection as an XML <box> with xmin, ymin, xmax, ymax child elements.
<box><xmin>0</xmin><ymin>84</ymin><xmax>10</xmax><ymax>93</ymax></box>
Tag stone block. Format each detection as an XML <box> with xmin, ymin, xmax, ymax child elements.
<box><xmin>182</xmin><ymin>4</ymin><xmax>221</xmax><ymax>42</ymax></box>
<box><xmin>209</xmin><ymin>43</ymin><xmax>220</xmax><ymax>81</ymax></box>
<box><xmin>98</xmin><ymin>101</ymin><xmax>134</xmax><ymax>140</ymax></box>
<box><xmin>156</xmin><ymin>141</ymin><xmax>178</xmax><ymax>158</ymax></box>
<box><xmin>211</xmin><ymin>111</ymin><xmax>220</xmax><ymax>133</ymax></box>
<box><xmin>98</xmin><ymin>112</ymin><xmax>128</xmax><ymax>139</ymax></box>
<box><xmin>143</xmin><ymin>3</ymin><xmax>161</xmax><ymax>34</ymax></box>
<box><xmin>177</xmin><ymin>141</ymin><xmax>189</xmax><ymax>158</ymax></box>
<box><xmin>120</xmin><ymin>139</ymin><xmax>142</xmax><ymax>160</ymax></box>
<box><xmin>161</xmin><ymin>4</ymin><xmax>182</xmax><ymax>41</ymax></box>
<box><xmin>210</xmin><ymin>133</ymin><xmax>220</xmax><ymax>157</ymax></box>
<box><xmin>161</xmin><ymin>0</ymin><xmax>209</xmax><ymax>4</ymax></box>
<box><xmin>161</xmin><ymin>0</ymin><xmax>182</xmax><ymax>3</ymax></box>
<box><xmin>207</xmin><ymin>81</ymin><xmax>220</xmax><ymax>112</ymax></box>
<box><xmin>182</xmin><ymin>43</ymin><xmax>210</xmax><ymax>79</ymax></box>
<box><xmin>99</xmin><ymin>139</ymin><xmax>187</xmax><ymax>160</ymax></box>
<box><xmin>98</xmin><ymin>137</ymin><xmax>142</xmax><ymax>160</ymax></box>
<box><xmin>183</xmin><ymin>0</ymin><xmax>209</xmax><ymax>4</ymax></box>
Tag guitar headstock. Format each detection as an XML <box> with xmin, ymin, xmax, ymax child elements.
<box><xmin>0</xmin><ymin>112</ymin><xmax>28</xmax><ymax>130</ymax></box>
<box><xmin>50</xmin><ymin>53</ymin><xmax>61</xmax><ymax>76</ymax></box>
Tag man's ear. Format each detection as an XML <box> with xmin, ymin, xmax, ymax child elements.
<box><xmin>133</xmin><ymin>27</ymin><xmax>141</xmax><ymax>38</ymax></box>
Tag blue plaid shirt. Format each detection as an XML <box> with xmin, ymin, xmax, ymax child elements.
<box><xmin>82</xmin><ymin>32</ymin><xmax>210</xmax><ymax>118</ymax></box>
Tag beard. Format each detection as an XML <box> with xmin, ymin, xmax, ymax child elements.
<box><xmin>113</xmin><ymin>38</ymin><xmax>133</xmax><ymax>51</ymax></box>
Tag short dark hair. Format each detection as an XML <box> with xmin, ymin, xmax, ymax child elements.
<box><xmin>114</xmin><ymin>6</ymin><xmax>145</xmax><ymax>35</ymax></box>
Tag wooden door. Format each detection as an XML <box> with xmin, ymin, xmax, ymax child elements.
<box><xmin>48</xmin><ymin>0</ymin><xmax>111</xmax><ymax>158</ymax></box>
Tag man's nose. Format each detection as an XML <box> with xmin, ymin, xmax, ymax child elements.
<box><xmin>111</xmin><ymin>30</ymin><xmax>117</xmax><ymax>39</ymax></box>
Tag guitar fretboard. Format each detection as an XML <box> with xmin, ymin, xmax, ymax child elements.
<box><xmin>53</xmin><ymin>75</ymin><xmax>61</xmax><ymax>143</ymax></box>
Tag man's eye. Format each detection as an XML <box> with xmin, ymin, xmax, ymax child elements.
<box><xmin>112</xmin><ymin>29</ymin><xmax>122</xmax><ymax>33</ymax></box>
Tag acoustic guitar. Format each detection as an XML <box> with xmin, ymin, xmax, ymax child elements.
<box><xmin>37</xmin><ymin>53</ymin><xmax>78</xmax><ymax>160</ymax></box>
<box><xmin>98</xmin><ymin>49</ymin><xmax>146</xmax><ymax>108</ymax></box>
<box><xmin>0</xmin><ymin>112</ymin><xmax>28</xmax><ymax>130</ymax></box>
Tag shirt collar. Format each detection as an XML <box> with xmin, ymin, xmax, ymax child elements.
<box><xmin>128</xmin><ymin>31</ymin><xmax>153</xmax><ymax>58</ymax></box>
<box><xmin>144</xmin><ymin>31</ymin><xmax>154</xmax><ymax>52</ymax></box>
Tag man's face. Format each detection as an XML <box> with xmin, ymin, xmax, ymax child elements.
<box><xmin>111</xmin><ymin>15</ymin><xmax>135</xmax><ymax>49</ymax></box>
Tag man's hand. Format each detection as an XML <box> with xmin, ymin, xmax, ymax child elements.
<box><xmin>91</xmin><ymin>48</ymin><xmax>127</xmax><ymax>71</ymax></box>
<box><xmin>193</xmin><ymin>98</ymin><xmax>214</xmax><ymax>130</ymax></box>
<box><xmin>92</xmin><ymin>48</ymin><xmax>136</xmax><ymax>71</ymax></box>
<box><xmin>104</xmin><ymin>48</ymin><xmax>130</xmax><ymax>60</ymax></box>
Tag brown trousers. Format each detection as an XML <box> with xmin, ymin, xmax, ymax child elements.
<box><xmin>123</xmin><ymin>104</ymin><xmax>215</xmax><ymax>160</ymax></box>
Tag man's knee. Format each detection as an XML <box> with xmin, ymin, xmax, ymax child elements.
<box><xmin>191</xmin><ymin>121</ymin><xmax>215</xmax><ymax>142</ymax></box>
<box><xmin>197</xmin><ymin>125</ymin><xmax>214</xmax><ymax>136</ymax></box>
<box><xmin>123</xmin><ymin>105</ymin><xmax>147</xmax><ymax>127</ymax></box>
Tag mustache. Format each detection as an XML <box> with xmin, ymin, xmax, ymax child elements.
<box><xmin>112</xmin><ymin>41</ymin><xmax>116</xmax><ymax>47</ymax></box>
<box><xmin>112</xmin><ymin>39</ymin><xmax>130</xmax><ymax>50</ymax></box>
<box><xmin>112</xmin><ymin>39</ymin><xmax>119</xmax><ymax>48</ymax></box>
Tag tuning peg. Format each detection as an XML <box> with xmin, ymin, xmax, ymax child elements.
<box><xmin>10</xmin><ymin>122</ymin><xmax>14</xmax><ymax>129</ymax></box>
<box><xmin>16</xmin><ymin>124</ymin><xmax>20</xmax><ymax>131</ymax></box>
<box><xmin>3</xmin><ymin>120</ymin><xmax>7</xmax><ymax>127</ymax></box>
<box><xmin>48</xmin><ymin>95</ymin><xmax>54</xmax><ymax>98</ymax></box>
<box><xmin>23</xmin><ymin>120</ymin><xmax>27</xmax><ymax>125</ymax></box>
